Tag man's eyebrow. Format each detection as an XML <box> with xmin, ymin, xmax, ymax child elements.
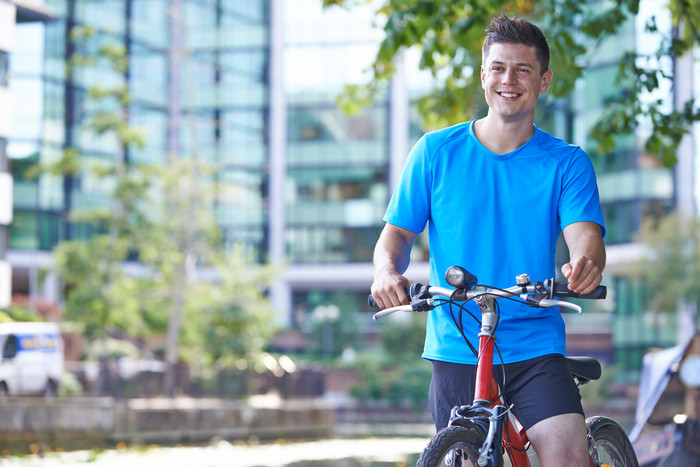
<box><xmin>489</xmin><ymin>60</ymin><xmax>536</xmax><ymax>69</ymax></box>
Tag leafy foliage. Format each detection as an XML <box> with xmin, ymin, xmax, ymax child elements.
<box><xmin>378</xmin><ymin>312</ymin><xmax>428</xmax><ymax>362</ymax></box>
<box><xmin>348</xmin><ymin>353</ymin><xmax>432</xmax><ymax>410</ymax></box>
<box><xmin>324</xmin><ymin>0</ymin><xmax>700</xmax><ymax>167</ymax></box>
<box><xmin>307</xmin><ymin>291</ymin><xmax>364</xmax><ymax>358</ymax></box>
<box><xmin>195</xmin><ymin>249</ymin><xmax>278</xmax><ymax>366</ymax></box>
<box><xmin>45</xmin><ymin>27</ymin><xmax>279</xmax><ymax>373</ymax></box>
<box><xmin>54</xmin><ymin>236</ymin><xmax>139</xmax><ymax>339</ymax></box>
<box><xmin>347</xmin><ymin>313</ymin><xmax>430</xmax><ymax>408</ymax></box>
<box><xmin>624</xmin><ymin>213</ymin><xmax>700</xmax><ymax>314</ymax></box>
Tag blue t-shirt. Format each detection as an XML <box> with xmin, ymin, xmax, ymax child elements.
<box><xmin>384</xmin><ymin>120</ymin><xmax>605</xmax><ymax>364</ymax></box>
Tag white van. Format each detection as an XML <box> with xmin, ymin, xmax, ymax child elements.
<box><xmin>0</xmin><ymin>322</ymin><xmax>64</xmax><ymax>396</ymax></box>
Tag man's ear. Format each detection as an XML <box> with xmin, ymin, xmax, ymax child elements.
<box><xmin>480</xmin><ymin>66</ymin><xmax>486</xmax><ymax>89</ymax></box>
<box><xmin>540</xmin><ymin>69</ymin><xmax>553</xmax><ymax>94</ymax></box>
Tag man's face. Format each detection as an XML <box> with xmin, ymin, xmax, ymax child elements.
<box><xmin>481</xmin><ymin>42</ymin><xmax>552</xmax><ymax>122</ymax></box>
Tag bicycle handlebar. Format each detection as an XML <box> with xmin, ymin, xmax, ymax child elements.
<box><xmin>368</xmin><ymin>270</ymin><xmax>606</xmax><ymax>321</ymax></box>
<box><xmin>549</xmin><ymin>280</ymin><xmax>606</xmax><ymax>299</ymax></box>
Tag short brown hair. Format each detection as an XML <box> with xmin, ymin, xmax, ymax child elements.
<box><xmin>482</xmin><ymin>15</ymin><xmax>550</xmax><ymax>74</ymax></box>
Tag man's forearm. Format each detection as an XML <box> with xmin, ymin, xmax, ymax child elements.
<box><xmin>568</xmin><ymin>228</ymin><xmax>606</xmax><ymax>272</ymax></box>
<box><xmin>370</xmin><ymin>224</ymin><xmax>419</xmax><ymax>308</ymax></box>
<box><xmin>373</xmin><ymin>224</ymin><xmax>416</xmax><ymax>278</ymax></box>
<box><xmin>562</xmin><ymin>221</ymin><xmax>606</xmax><ymax>293</ymax></box>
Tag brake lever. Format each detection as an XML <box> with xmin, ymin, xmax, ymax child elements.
<box><xmin>539</xmin><ymin>298</ymin><xmax>582</xmax><ymax>314</ymax></box>
<box><xmin>372</xmin><ymin>297</ymin><xmax>436</xmax><ymax>322</ymax></box>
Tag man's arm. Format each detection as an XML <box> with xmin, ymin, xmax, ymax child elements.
<box><xmin>561</xmin><ymin>221</ymin><xmax>606</xmax><ymax>294</ymax></box>
<box><xmin>371</xmin><ymin>223</ymin><xmax>420</xmax><ymax>309</ymax></box>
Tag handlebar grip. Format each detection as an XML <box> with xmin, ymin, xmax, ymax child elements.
<box><xmin>552</xmin><ymin>282</ymin><xmax>607</xmax><ymax>299</ymax></box>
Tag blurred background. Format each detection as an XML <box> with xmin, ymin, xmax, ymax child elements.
<box><xmin>0</xmin><ymin>0</ymin><xmax>698</xmax><ymax>464</ymax></box>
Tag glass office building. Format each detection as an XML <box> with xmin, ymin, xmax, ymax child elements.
<box><xmin>568</xmin><ymin>0</ymin><xmax>698</xmax><ymax>377</ymax></box>
<box><xmin>1</xmin><ymin>1</ymin><xmax>56</xmax><ymax>309</ymax></box>
<box><xmin>6</xmin><ymin>0</ymin><xmax>405</xmax><ymax>329</ymax></box>
<box><xmin>4</xmin><ymin>0</ymin><xmax>698</xmax><ymax>373</ymax></box>
<box><xmin>8</xmin><ymin>0</ymin><xmax>271</xmax><ymax>304</ymax></box>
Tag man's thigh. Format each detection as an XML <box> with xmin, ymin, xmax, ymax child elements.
<box><xmin>429</xmin><ymin>355</ymin><xmax>584</xmax><ymax>432</ymax></box>
<box><xmin>429</xmin><ymin>360</ymin><xmax>477</xmax><ymax>430</ymax></box>
<box><xmin>497</xmin><ymin>354</ymin><xmax>584</xmax><ymax>431</ymax></box>
<box><xmin>527</xmin><ymin>413</ymin><xmax>589</xmax><ymax>467</ymax></box>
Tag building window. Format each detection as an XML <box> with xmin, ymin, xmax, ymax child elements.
<box><xmin>0</xmin><ymin>51</ymin><xmax>8</xmax><ymax>86</ymax></box>
<box><xmin>0</xmin><ymin>138</ymin><xmax>6</xmax><ymax>171</ymax></box>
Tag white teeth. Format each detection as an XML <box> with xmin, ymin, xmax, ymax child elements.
<box><xmin>500</xmin><ymin>93</ymin><xmax>519</xmax><ymax>98</ymax></box>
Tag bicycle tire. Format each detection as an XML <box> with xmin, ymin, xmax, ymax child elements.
<box><xmin>587</xmin><ymin>416</ymin><xmax>639</xmax><ymax>467</ymax></box>
<box><xmin>417</xmin><ymin>425</ymin><xmax>487</xmax><ymax>467</ymax></box>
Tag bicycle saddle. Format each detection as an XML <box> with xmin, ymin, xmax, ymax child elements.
<box><xmin>566</xmin><ymin>356</ymin><xmax>602</xmax><ymax>384</ymax></box>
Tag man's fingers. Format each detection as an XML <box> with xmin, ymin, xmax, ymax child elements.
<box><xmin>565</xmin><ymin>256</ymin><xmax>601</xmax><ymax>293</ymax></box>
<box><xmin>383</xmin><ymin>287</ymin><xmax>406</xmax><ymax>309</ymax></box>
<box><xmin>371</xmin><ymin>276</ymin><xmax>410</xmax><ymax>309</ymax></box>
<box><xmin>561</xmin><ymin>263</ymin><xmax>572</xmax><ymax>279</ymax></box>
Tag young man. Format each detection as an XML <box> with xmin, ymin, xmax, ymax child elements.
<box><xmin>370</xmin><ymin>16</ymin><xmax>606</xmax><ymax>467</ymax></box>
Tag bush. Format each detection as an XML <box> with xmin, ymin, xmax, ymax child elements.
<box><xmin>344</xmin><ymin>313</ymin><xmax>431</xmax><ymax>409</ymax></box>
<box><xmin>58</xmin><ymin>372</ymin><xmax>84</xmax><ymax>397</ymax></box>
<box><xmin>348</xmin><ymin>351</ymin><xmax>431</xmax><ymax>411</ymax></box>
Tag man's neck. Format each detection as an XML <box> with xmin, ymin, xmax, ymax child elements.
<box><xmin>473</xmin><ymin>115</ymin><xmax>536</xmax><ymax>155</ymax></box>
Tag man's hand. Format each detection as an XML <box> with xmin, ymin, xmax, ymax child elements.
<box><xmin>561</xmin><ymin>255</ymin><xmax>602</xmax><ymax>294</ymax></box>
<box><xmin>371</xmin><ymin>224</ymin><xmax>419</xmax><ymax>309</ymax></box>
<box><xmin>371</xmin><ymin>266</ymin><xmax>412</xmax><ymax>310</ymax></box>
<box><xmin>562</xmin><ymin>221</ymin><xmax>606</xmax><ymax>295</ymax></box>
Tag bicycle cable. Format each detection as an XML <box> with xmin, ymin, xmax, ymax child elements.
<box><xmin>447</xmin><ymin>288</ymin><xmax>515</xmax><ymax>409</ymax></box>
<box><xmin>427</xmin><ymin>281</ymin><xmax>566</xmax><ymax>460</ymax></box>
<box><xmin>446</xmin><ymin>299</ymin><xmax>480</xmax><ymax>358</ymax></box>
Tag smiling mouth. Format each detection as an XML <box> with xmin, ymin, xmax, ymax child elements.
<box><xmin>498</xmin><ymin>92</ymin><xmax>521</xmax><ymax>98</ymax></box>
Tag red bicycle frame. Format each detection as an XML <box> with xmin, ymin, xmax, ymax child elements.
<box><xmin>473</xmin><ymin>327</ymin><xmax>531</xmax><ymax>466</ymax></box>
<box><xmin>472</xmin><ymin>302</ymin><xmax>598</xmax><ymax>467</ymax></box>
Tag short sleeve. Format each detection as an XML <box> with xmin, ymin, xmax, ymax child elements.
<box><xmin>558</xmin><ymin>148</ymin><xmax>606</xmax><ymax>237</ymax></box>
<box><xmin>383</xmin><ymin>135</ymin><xmax>432</xmax><ymax>233</ymax></box>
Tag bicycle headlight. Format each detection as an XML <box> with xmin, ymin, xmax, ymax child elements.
<box><xmin>445</xmin><ymin>266</ymin><xmax>477</xmax><ymax>288</ymax></box>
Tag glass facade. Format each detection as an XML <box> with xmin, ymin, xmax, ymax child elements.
<box><xmin>0</xmin><ymin>50</ymin><xmax>8</xmax><ymax>86</ymax></box>
<box><xmin>574</xmin><ymin>2</ymin><xmax>674</xmax><ymax>246</ymax></box>
<box><xmin>8</xmin><ymin>21</ymin><xmax>50</xmax><ymax>250</ymax></box>
<box><xmin>569</xmin><ymin>0</ymin><xmax>681</xmax><ymax>377</ymax></box>
<box><xmin>179</xmin><ymin>1</ymin><xmax>270</xmax><ymax>258</ymax></box>
<box><xmin>8</xmin><ymin>0</ymin><xmax>270</xmax><ymax>258</ymax></box>
<box><xmin>284</xmin><ymin>0</ymin><xmax>388</xmax><ymax>265</ymax></box>
<box><xmin>5</xmin><ymin>0</ymin><xmax>696</xmax><ymax>372</ymax></box>
<box><xmin>609</xmin><ymin>275</ymin><xmax>685</xmax><ymax>380</ymax></box>
<box><xmin>285</xmin><ymin>105</ymin><xmax>388</xmax><ymax>263</ymax></box>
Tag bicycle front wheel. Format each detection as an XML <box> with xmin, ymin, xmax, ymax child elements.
<box><xmin>417</xmin><ymin>425</ymin><xmax>487</xmax><ymax>467</ymax></box>
<box><xmin>587</xmin><ymin>416</ymin><xmax>639</xmax><ymax>467</ymax></box>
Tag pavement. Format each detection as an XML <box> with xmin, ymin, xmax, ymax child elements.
<box><xmin>0</xmin><ymin>437</ymin><xmax>431</xmax><ymax>466</ymax></box>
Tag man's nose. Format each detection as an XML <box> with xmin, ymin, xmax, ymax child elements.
<box><xmin>502</xmin><ymin>68</ymin><xmax>517</xmax><ymax>84</ymax></box>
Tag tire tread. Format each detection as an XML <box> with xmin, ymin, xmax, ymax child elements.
<box><xmin>417</xmin><ymin>425</ymin><xmax>486</xmax><ymax>467</ymax></box>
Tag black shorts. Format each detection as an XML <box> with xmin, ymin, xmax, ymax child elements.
<box><xmin>428</xmin><ymin>354</ymin><xmax>584</xmax><ymax>431</ymax></box>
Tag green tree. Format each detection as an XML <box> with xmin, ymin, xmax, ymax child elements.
<box><xmin>323</xmin><ymin>0</ymin><xmax>700</xmax><ymax>166</ymax></box>
<box><xmin>193</xmin><ymin>248</ymin><xmax>278</xmax><ymax>367</ymax></box>
<box><xmin>624</xmin><ymin>213</ymin><xmax>700</xmax><ymax>318</ymax></box>
<box><xmin>378</xmin><ymin>312</ymin><xmax>427</xmax><ymax>363</ymax></box>
<box><xmin>348</xmin><ymin>314</ymin><xmax>431</xmax><ymax>410</ymax></box>
<box><xmin>43</xmin><ymin>26</ymin><xmax>278</xmax><ymax>395</ymax></box>
<box><xmin>308</xmin><ymin>291</ymin><xmax>363</xmax><ymax>359</ymax></box>
<box><xmin>50</xmin><ymin>26</ymin><xmax>149</xmax><ymax>343</ymax></box>
<box><xmin>134</xmin><ymin>160</ymin><xmax>279</xmax><ymax>389</ymax></box>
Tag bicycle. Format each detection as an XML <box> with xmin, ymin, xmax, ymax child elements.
<box><xmin>369</xmin><ymin>265</ymin><xmax>639</xmax><ymax>467</ymax></box>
